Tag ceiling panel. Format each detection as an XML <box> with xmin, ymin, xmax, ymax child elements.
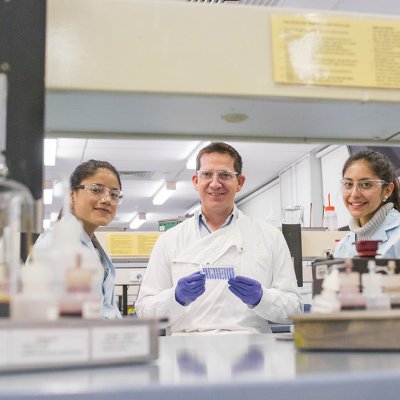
<box><xmin>44</xmin><ymin>137</ymin><xmax>321</xmax><ymax>231</ymax></box>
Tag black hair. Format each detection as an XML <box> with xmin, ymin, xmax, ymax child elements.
<box><xmin>196</xmin><ymin>142</ymin><xmax>243</xmax><ymax>174</ymax></box>
<box><xmin>70</xmin><ymin>159</ymin><xmax>122</xmax><ymax>190</ymax></box>
<box><xmin>342</xmin><ymin>150</ymin><xmax>400</xmax><ymax>211</ymax></box>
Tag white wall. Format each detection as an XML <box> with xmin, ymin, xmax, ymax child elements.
<box><xmin>318</xmin><ymin>145</ymin><xmax>351</xmax><ymax>228</ymax></box>
<box><xmin>237</xmin><ymin>179</ymin><xmax>281</xmax><ymax>227</ymax></box>
<box><xmin>279</xmin><ymin>153</ymin><xmax>323</xmax><ymax>227</ymax></box>
<box><xmin>238</xmin><ymin>145</ymin><xmax>350</xmax><ymax>229</ymax></box>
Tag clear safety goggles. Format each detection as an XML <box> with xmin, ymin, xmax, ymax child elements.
<box><xmin>197</xmin><ymin>169</ymin><xmax>239</xmax><ymax>182</ymax></box>
<box><xmin>73</xmin><ymin>184</ymin><xmax>123</xmax><ymax>204</ymax></box>
<box><xmin>340</xmin><ymin>179</ymin><xmax>387</xmax><ymax>194</ymax></box>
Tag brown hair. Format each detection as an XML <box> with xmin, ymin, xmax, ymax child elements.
<box><xmin>70</xmin><ymin>159</ymin><xmax>121</xmax><ymax>190</ymax></box>
<box><xmin>196</xmin><ymin>142</ymin><xmax>243</xmax><ymax>174</ymax></box>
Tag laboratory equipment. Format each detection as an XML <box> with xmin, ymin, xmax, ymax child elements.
<box><xmin>44</xmin><ymin>214</ymin><xmax>104</xmax><ymax>318</ymax></box>
<box><xmin>282</xmin><ymin>205</ymin><xmax>304</xmax><ymax>225</ymax></box>
<box><xmin>201</xmin><ymin>266</ymin><xmax>235</xmax><ymax>280</ymax></box>
<box><xmin>337</xmin><ymin>260</ymin><xmax>366</xmax><ymax>310</ymax></box>
<box><xmin>312</xmin><ymin>269</ymin><xmax>341</xmax><ymax>313</ymax></box>
<box><xmin>383</xmin><ymin>261</ymin><xmax>400</xmax><ymax>308</ymax></box>
<box><xmin>354</xmin><ymin>240</ymin><xmax>381</xmax><ymax>257</ymax></box>
<box><xmin>323</xmin><ymin>193</ymin><xmax>338</xmax><ymax>231</ymax></box>
<box><xmin>281</xmin><ymin>205</ymin><xmax>303</xmax><ymax>287</ymax></box>
<box><xmin>362</xmin><ymin>260</ymin><xmax>391</xmax><ymax>311</ymax></box>
<box><xmin>0</xmin><ymin>164</ymin><xmax>34</xmax><ymax>317</ymax></box>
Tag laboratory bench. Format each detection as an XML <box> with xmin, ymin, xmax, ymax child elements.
<box><xmin>1</xmin><ymin>333</ymin><xmax>400</xmax><ymax>400</ymax></box>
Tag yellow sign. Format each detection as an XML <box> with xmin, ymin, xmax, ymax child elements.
<box><xmin>271</xmin><ymin>14</ymin><xmax>400</xmax><ymax>89</ymax></box>
<box><xmin>106</xmin><ymin>233</ymin><xmax>161</xmax><ymax>257</ymax></box>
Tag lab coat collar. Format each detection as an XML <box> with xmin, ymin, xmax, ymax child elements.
<box><xmin>173</xmin><ymin>216</ymin><xmax>244</xmax><ymax>266</ymax></box>
<box><xmin>370</xmin><ymin>208</ymin><xmax>400</xmax><ymax>242</ymax></box>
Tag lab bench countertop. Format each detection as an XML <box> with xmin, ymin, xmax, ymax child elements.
<box><xmin>1</xmin><ymin>333</ymin><xmax>400</xmax><ymax>400</ymax></box>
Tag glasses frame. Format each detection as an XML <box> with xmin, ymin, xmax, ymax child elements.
<box><xmin>196</xmin><ymin>169</ymin><xmax>239</xmax><ymax>182</ymax></box>
<box><xmin>73</xmin><ymin>184</ymin><xmax>123</xmax><ymax>204</ymax></box>
<box><xmin>339</xmin><ymin>179</ymin><xmax>388</xmax><ymax>194</ymax></box>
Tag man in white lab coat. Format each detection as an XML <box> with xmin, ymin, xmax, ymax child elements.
<box><xmin>135</xmin><ymin>142</ymin><xmax>302</xmax><ymax>334</ymax></box>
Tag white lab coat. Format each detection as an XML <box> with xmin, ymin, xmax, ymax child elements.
<box><xmin>135</xmin><ymin>211</ymin><xmax>302</xmax><ymax>335</ymax></box>
<box><xmin>334</xmin><ymin>208</ymin><xmax>400</xmax><ymax>259</ymax></box>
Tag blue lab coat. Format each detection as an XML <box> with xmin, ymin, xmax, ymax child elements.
<box><xmin>334</xmin><ymin>208</ymin><xmax>400</xmax><ymax>259</ymax></box>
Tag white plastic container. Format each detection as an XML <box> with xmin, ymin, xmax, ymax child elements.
<box><xmin>362</xmin><ymin>260</ymin><xmax>391</xmax><ymax>311</ymax></box>
<box><xmin>48</xmin><ymin>214</ymin><xmax>103</xmax><ymax>318</ymax></box>
<box><xmin>324</xmin><ymin>207</ymin><xmax>338</xmax><ymax>231</ymax></box>
<box><xmin>12</xmin><ymin>254</ymin><xmax>59</xmax><ymax>321</ymax></box>
<box><xmin>323</xmin><ymin>193</ymin><xmax>338</xmax><ymax>231</ymax></box>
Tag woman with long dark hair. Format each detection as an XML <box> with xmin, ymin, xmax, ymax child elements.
<box><xmin>34</xmin><ymin>160</ymin><xmax>122</xmax><ymax>318</ymax></box>
<box><xmin>334</xmin><ymin>150</ymin><xmax>400</xmax><ymax>258</ymax></box>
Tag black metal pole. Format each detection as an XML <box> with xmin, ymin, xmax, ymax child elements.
<box><xmin>0</xmin><ymin>0</ymin><xmax>46</xmax><ymax>201</ymax></box>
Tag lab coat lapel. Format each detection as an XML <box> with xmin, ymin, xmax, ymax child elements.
<box><xmin>173</xmin><ymin>219</ymin><xmax>243</xmax><ymax>266</ymax></box>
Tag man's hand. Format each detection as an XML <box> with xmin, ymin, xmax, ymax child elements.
<box><xmin>228</xmin><ymin>275</ymin><xmax>263</xmax><ymax>306</ymax></box>
<box><xmin>175</xmin><ymin>271</ymin><xmax>206</xmax><ymax>306</ymax></box>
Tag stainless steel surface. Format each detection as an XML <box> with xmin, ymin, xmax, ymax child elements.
<box><xmin>0</xmin><ymin>333</ymin><xmax>400</xmax><ymax>399</ymax></box>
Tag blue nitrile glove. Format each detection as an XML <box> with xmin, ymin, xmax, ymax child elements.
<box><xmin>175</xmin><ymin>271</ymin><xmax>206</xmax><ymax>306</ymax></box>
<box><xmin>228</xmin><ymin>275</ymin><xmax>263</xmax><ymax>306</ymax></box>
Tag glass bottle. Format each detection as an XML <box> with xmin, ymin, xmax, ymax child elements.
<box><xmin>0</xmin><ymin>164</ymin><xmax>34</xmax><ymax>317</ymax></box>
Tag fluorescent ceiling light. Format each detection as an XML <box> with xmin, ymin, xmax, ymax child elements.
<box><xmin>129</xmin><ymin>212</ymin><xmax>146</xmax><ymax>230</ymax></box>
<box><xmin>44</xmin><ymin>138</ymin><xmax>57</xmax><ymax>166</ymax></box>
<box><xmin>186</xmin><ymin>141</ymin><xmax>211</xmax><ymax>170</ymax></box>
<box><xmin>153</xmin><ymin>181</ymin><xmax>176</xmax><ymax>205</ymax></box>
<box><xmin>43</xmin><ymin>188</ymin><xmax>53</xmax><ymax>205</ymax></box>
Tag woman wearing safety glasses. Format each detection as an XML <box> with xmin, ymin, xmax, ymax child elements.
<box><xmin>34</xmin><ymin>160</ymin><xmax>123</xmax><ymax>319</ymax></box>
<box><xmin>334</xmin><ymin>150</ymin><xmax>400</xmax><ymax>258</ymax></box>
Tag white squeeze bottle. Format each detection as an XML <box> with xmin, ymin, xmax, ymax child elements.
<box><xmin>362</xmin><ymin>260</ymin><xmax>391</xmax><ymax>311</ymax></box>
<box><xmin>324</xmin><ymin>193</ymin><xmax>338</xmax><ymax>231</ymax></box>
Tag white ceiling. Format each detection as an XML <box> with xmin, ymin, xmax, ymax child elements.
<box><xmin>44</xmin><ymin>0</ymin><xmax>400</xmax><ymax>231</ymax></box>
<box><xmin>45</xmin><ymin>138</ymin><xmax>320</xmax><ymax>230</ymax></box>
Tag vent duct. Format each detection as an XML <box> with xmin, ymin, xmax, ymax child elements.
<box><xmin>119</xmin><ymin>171</ymin><xmax>155</xmax><ymax>180</ymax></box>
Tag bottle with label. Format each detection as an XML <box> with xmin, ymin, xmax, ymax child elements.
<box><xmin>323</xmin><ymin>193</ymin><xmax>338</xmax><ymax>231</ymax></box>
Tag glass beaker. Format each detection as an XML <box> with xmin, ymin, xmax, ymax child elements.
<box><xmin>282</xmin><ymin>205</ymin><xmax>304</xmax><ymax>225</ymax></box>
<box><xmin>0</xmin><ymin>164</ymin><xmax>34</xmax><ymax>317</ymax></box>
